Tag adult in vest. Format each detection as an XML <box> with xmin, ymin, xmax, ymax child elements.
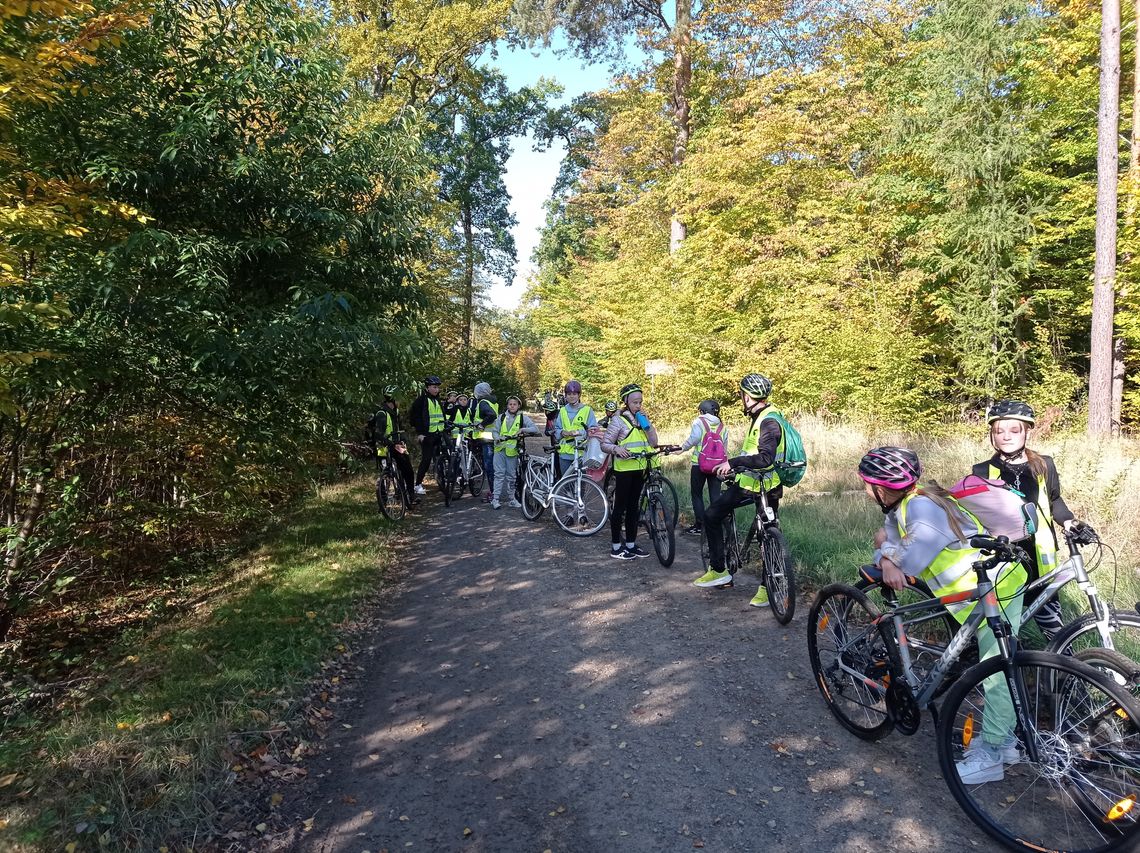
<box><xmin>365</xmin><ymin>388</ymin><xmax>417</xmax><ymax>502</ymax></box>
<box><xmin>409</xmin><ymin>375</ymin><xmax>446</xmax><ymax>495</ymax></box>
<box><xmin>860</xmin><ymin>446</ymin><xmax>1027</xmax><ymax>785</ymax></box>
<box><xmin>553</xmin><ymin>379</ymin><xmax>597</xmax><ymax>479</ymax></box>
<box><xmin>601</xmin><ymin>383</ymin><xmax>657</xmax><ymax>560</ymax></box>
<box><xmin>490</xmin><ymin>396</ymin><xmax>540</xmax><ymax>509</ymax></box>
<box><xmin>693</xmin><ymin>374</ymin><xmax>785</xmax><ymax>608</ymax></box>
<box><xmin>677</xmin><ymin>399</ymin><xmax>728</xmax><ymax>537</ymax></box>
<box><xmin>473</xmin><ymin>382</ymin><xmax>500</xmax><ymax>501</ymax></box>
<box><xmin>972</xmin><ymin>400</ymin><xmax>1075</xmax><ymax>642</ymax></box>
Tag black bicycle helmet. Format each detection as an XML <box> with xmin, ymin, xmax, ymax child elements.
<box><xmin>698</xmin><ymin>399</ymin><xmax>720</xmax><ymax>416</ymax></box>
<box><xmin>604</xmin><ymin>400</ymin><xmax>618</xmax><ymax>414</ymax></box>
<box><xmin>619</xmin><ymin>383</ymin><xmax>643</xmax><ymax>401</ymax></box>
<box><xmin>740</xmin><ymin>373</ymin><xmax>772</xmax><ymax>400</ymax></box>
<box><xmin>423</xmin><ymin>375</ymin><xmax>441</xmax><ymax>387</ymax></box>
<box><xmin>858</xmin><ymin>447</ymin><xmax>922</xmax><ymax>490</ymax></box>
<box><xmin>542</xmin><ymin>398</ymin><xmax>559</xmax><ymax>413</ymax></box>
<box><xmin>987</xmin><ymin>400</ymin><xmax>1036</xmax><ymax>426</ymax></box>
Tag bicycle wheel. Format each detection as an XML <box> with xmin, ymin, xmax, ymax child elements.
<box><xmin>521</xmin><ymin>480</ymin><xmax>545</xmax><ymax>521</ymax></box>
<box><xmin>658</xmin><ymin>475</ymin><xmax>679</xmax><ymax>528</ymax></box>
<box><xmin>551</xmin><ymin>476</ymin><xmax>608</xmax><ymax>536</ymax></box>
<box><xmin>854</xmin><ymin>573</ymin><xmax>963</xmax><ymax>691</ymax></box>
<box><xmin>807</xmin><ymin>583</ymin><xmax>897</xmax><ymax>740</ymax></box>
<box><xmin>1048</xmin><ymin>609</ymin><xmax>1140</xmax><ymax>661</ymax></box>
<box><xmin>762</xmin><ymin>527</ymin><xmax>796</xmax><ymax>625</ymax></box>
<box><xmin>377</xmin><ymin>470</ymin><xmax>406</xmax><ymax>521</ymax></box>
<box><xmin>604</xmin><ymin>467</ymin><xmax>616</xmax><ymax>507</ymax></box>
<box><xmin>647</xmin><ymin>494</ymin><xmax>675</xmax><ymax>567</ymax></box>
<box><xmin>1075</xmin><ymin>647</ymin><xmax>1140</xmax><ymax>699</ymax></box>
<box><xmin>939</xmin><ymin>650</ymin><xmax>1140</xmax><ymax>853</ymax></box>
<box><xmin>467</xmin><ymin>451</ymin><xmax>485</xmax><ymax>496</ymax></box>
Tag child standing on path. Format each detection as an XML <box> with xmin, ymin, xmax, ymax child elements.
<box><xmin>676</xmin><ymin>399</ymin><xmax>728</xmax><ymax>537</ymax></box>
<box><xmin>491</xmin><ymin>396</ymin><xmax>540</xmax><ymax>510</ymax></box>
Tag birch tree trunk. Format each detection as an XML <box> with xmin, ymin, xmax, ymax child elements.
<box><xmin>669</xmin><ymin>0</ymin><xmax>692</xmax><ymax>254</ymax></box>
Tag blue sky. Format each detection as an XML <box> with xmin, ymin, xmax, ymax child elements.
<box><xmin>482</xmin><ymin>37</ymin><xmax>615</xmax><ymax>309</ymax></box>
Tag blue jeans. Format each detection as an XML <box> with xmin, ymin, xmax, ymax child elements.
<box><xmin>481</xmin><ymin>442</ymin><xmax>495</xmax><ymax>494</ymax></box>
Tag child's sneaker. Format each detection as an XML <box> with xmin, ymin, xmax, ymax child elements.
<box><xmin>749</xmin><ymin>586</ymin><xmax>770</xmax><ymax>608</ymax></box>
<box><xmin>684</xmin><ymin>524</ymin><xmax>703</xmax><ymax>536</ymax></box>
<box><xmin>611</xmin><ymin>548</ymin><xmax>636</xmax><ymax>560</ymax></box>
<box><xmin>491</xmin><ymin>499</ymin><xmax>501</xmax><ymax>510</ymax></box>
<box><xmin>508</xmin><ymin>498</ymin><xmax>522</xmax><ymax>508</ymax></box>
<box><xmin>694</xmin><ymin>569</ymin><xmax>732</xmax><ymax>588</ymax></box>
<box><xmin>627</xmin><ymin>545</ymin><xmax>650</xmax><ymax>558</ymax></box>
<box><xmin>955</xmin><ymin>746</ymin><xmax>1005</xmax><ymax>784</ymax></box>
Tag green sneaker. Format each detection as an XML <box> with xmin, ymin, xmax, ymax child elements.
<box><xmin>750</xmin><ymin>585</ymin><xmax>770</xmax><ymax>608</ymax></box>
<box><xmin>694</xmin><ymin>569</ymin><xmax>733</xmax><ymax>588</ymax></box>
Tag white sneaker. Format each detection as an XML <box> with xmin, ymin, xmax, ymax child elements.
<box><xmin>955</xmin><ymin>746</ymin><xmax>1005</xmax><ymax>784</ymax></box>
<box><xmin>491</xmin><ymin>499</ymin><xmax>501</xmax><ymax>510</ymax></box>
<box><xmin>413</xmin><ymin>484</ymin><xmax>426</xmax><ymax>495</ymax></box>
<box><xmin>508</xmin><ymin>498</ymin><xmax>522</xmax><ymax>508</ymax></box>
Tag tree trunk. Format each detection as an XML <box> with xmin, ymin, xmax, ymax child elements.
<box><xmin>1112</xmin><ymin>337</ymin><xmax>1125</xmax><ymax>434</ymax></box>
<box><xmin>669</xmin><ymin>0</ymin><xmax>692</xmax><ymax>254</ymax></box>
<box><xmin>1089</xmin><ymin>0</ymin><xmax>1121</xmax><ymax>435</ymax></box>
<box><xmin>461</xmin><ymin>198</ymin><xmax>475</xmax><ymax>374</ymax></box>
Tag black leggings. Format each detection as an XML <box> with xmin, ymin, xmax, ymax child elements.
<box><xmin>689</xmin><ymin>466</ymin><xmax>722</xmax><ymax>527</ymax></box>
<box><xmin>415</xmin><ymin>432</ymin><xmax>443</xmax><ymax>484</ymax></box>
<box><xmin>611</xmin><ymin>469</ymin><xmax>646</xmax><ymax>545</ymax></box>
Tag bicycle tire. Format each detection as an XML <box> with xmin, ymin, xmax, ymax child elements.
<box><xmin>938</xmin><ymin>650</ymin><xmax>1140</xmax><ymax>853</ymax></box>
<box><xmin>521</xmin><ymin>480</ymin><xmax>545</xmax><ymax>521</ymax></box>
<box><xmin>467</xmin><ymin>452</ymin><xmax>485</xmax><ymax>496</ymax></box>
<box><xmin>551</xmin><ymin>476</ymin><xmax>608</xmax><ymax>536</ymax></box>
<box><xmin>763</xmin><ymin>527</ymin><xmax>796</xmax><ymax>625</ymax></box>
<box><xmin>658</xmin><ymin>474</ymin><xmax>679</xmax><ymax>528</ymax></box>
<box><xmin>648</xmin><ymin>494</ymin><xmax>675</xmax><ymax>567</ymax></box>
<box><xmin>1047</xmin><ymin>608</ymin><xmax>1140</xmax><ymax>661</ymax></box>
<box><xmin>377</xmin><ymin>470</ymin><xmax>406</xmax><ymax>521</ymax></box>
<box><xmin>807</xmin><ymin>583</ymin><xmax>897</xmax><ymax>741</ymax></box>
<box><xmin>1075</xmin><ymin>647</ymin><xmax>1140</xmax><ymax>699</ymax></box>
<box><xmin>699</xmin><ymin>526</ymin><xmax>712</xmax><ymax>573</ymax></box>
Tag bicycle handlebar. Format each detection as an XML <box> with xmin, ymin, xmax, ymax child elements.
<box><xmin>969</xmin><ymin>535</ymin><xmax>1031</xmax><ymax>572</ymax></box>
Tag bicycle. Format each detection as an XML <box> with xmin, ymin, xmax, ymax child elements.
<box><xmin>451</xmin><ymin>427</ymin><xmax>485</xmax><ymax>498</ymax></box>
<box><xmin>807</xmin><ymin>535</ymin><xmax>1140</xmax><ymax>853</ymax></box>
<box><xmin>375</xmin><ymin>443</ymin><xmax>412</xmax><ymax>521</ymax></box>
<box><xmin>604</xmin><ymin>450</ymin><xmax>680</xmax><ymax>530</ymax></box>
<box><xmin>433</xmin><ymin>433</ymin><xmax>458</xmax><ymax>507</ymax></box>
<box><xmin>520</xmin><ymin>438</ymin><xmax>609</xmax><ymax>536</ymax></box>
<box><xmin>620</xmin><ymin>446</ymin><xmax>683</xmax><ymax>566</ymax></box>
<box><xmin>697</xmin><ymin>467</ymin><xmax>796</xmax><ymax>625</ymax></box>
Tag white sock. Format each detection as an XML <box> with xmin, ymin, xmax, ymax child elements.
<box><xmin>625</xmin><ymin>541</ymin><xmax>635</xmax><ymax>549</ymax></box>
<box><xmin>611</xmin><ymin>543</ymin><xmax>622</xmax><ymax>552</ymax></box>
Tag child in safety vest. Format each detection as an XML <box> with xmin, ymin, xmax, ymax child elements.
<box><xmin>972</xmin><ymin>400</ymin><xmax>1076</xmax><ymax>643</ymax></box>
<box><xmin>600</xmin><ymin>383</ymin><xmax>658</xmax><ymax>559</ymax></box>
<box><xmin>860</xmin><ymin>446</ymin><xmax>1027</xmax><ymax>787</ymax></box>
<box><xmin>490</xmin><ymin>396</ymin><xmax>539</xmax><ymax>510</ymax></box>
<box><xmin>676</xmin><ymin>399</ymin><xmax>728</xmax><ymax>537</ymax></box>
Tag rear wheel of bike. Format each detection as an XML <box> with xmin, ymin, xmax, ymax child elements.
<box><xmin>436</xmin><ymin>453</ymin><xmax>453</xmax><ymax>507</ymax></box>
<box><xmin>377</xmin><ymin>470</ymin><xmax>406</xmax><ymax>521</ymax></box>
<box><xmin>762</xmin><ymin>527</ymin><xmax>796</xmax><ymax>625</ymax></box>
<box><xmin>939</xmin><ymin>650</ymin><xmax>1140</xmax><ymax>853</ymax></box>
<box><xmin>647</xmin><ymin>494</ymin><xmax>675</xmax><ymax>567</ymax></box>
<box><xmin>806</xmin><ymin>583</ymin><xmax>896</xmax><ymax>741</ymax></box>
<box><xmin>521</xmin><ymin>480</ymin><xmax>545</xmax><ymax>521</ymax></box>
<box><xmin>467</xmin><ymin>452</ymin><xmax>485</xmax><ymax>497</ymax></box>
<box><xmin>551</xmin><ymin>476</ymin><xmax>608</xmax><ymax>536</ymax></box>
<box><xmin>1048</xmin><ymin>609</ymin><xmax>1140</xmax><ymax>661</ymax></box>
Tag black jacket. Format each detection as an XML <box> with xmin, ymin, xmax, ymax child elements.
<box><xmin>475</xmin><ymin>397</ymin><xmax>499</xmax><ymax>429</ymax></box>
<box><xmin>365</xmin><ymin>407</ymin><xmax>403</xmax><ymax>446</ymax></box>
<box><xmin>729</xmin><ymin>412</ymin><xmax>782</xmax><ymax>472</ymax></box>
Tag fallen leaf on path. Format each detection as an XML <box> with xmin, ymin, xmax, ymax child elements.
<box><xmin>368</xmin><ymin>753</ymin><xmax>380</xmax><ymax>761</ymax></box>
<box><xmin>269</xmin><ymin>793</ymin><xmax>283</xmax><ymax>807</ymax></box>
<box><xmin>463</xmin><ymin>827</ymin><xmax>473</xmax><ymax>837</ymax></box>
<box><xmin>302</xmin><ymin>816</ymin><xmax>315</xmax><ymax>832</ymax></box>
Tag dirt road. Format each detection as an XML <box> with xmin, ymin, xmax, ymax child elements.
<box><xmin>291</xmin><ymin>492</ymin><xmax>995</xmax><ymax>852</ymax></box>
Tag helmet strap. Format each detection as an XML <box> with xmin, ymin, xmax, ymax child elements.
<box><xmin>990</xmin><ymin>432</ymin><xmax>1028</xmax><ymax>463</ymax></box>
<box><xmin>873</xmin><ymin>485</ymin><xmax>909</xmax><ymax>515</ymax></box>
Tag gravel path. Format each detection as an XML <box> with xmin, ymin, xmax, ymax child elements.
<box><xmin>292</xmin><ymin>492</ymin><xmax>995</xmax><ymax>852</ymax></box>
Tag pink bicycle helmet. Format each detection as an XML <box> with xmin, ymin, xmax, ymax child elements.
<box><xmin>858</xmin><ymin>447</ymin><xmax>922</xmax><ymax>490</ymax></box>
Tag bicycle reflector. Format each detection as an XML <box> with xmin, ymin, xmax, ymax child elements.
<box><xmin>817</xmin><ymin>614</ymin><xmax>830</xmax><ymax>632</ymax></box>
<box><xmin>962</xmin><ymin>714</ymin><xmax>975</xmax><ymax>748</ymax></box>
<box><xmin>1106</xmin><ymin>795</ymin><xmax>1136</xmax><ymax>822</ymax></box>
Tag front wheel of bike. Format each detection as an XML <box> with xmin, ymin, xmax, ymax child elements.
<box><xmin>806</xmin><ymin>583</ymin><xmax>897</xmax><ymax>741</ymax></box>
<box><xmin>467</xmin><ymin>452</ymin><xmax>485</xmax><ymax>497</ymax></box>
<box><xmin>647</xmin><ymin>494</ymin><xmax>675</xmax><ymax>567</ymax></box>
<box><xmin>521</xmin><ymin>480</ymin><xmax>545</xmax><ymax>521</ymax></box>
<box><xmin>377</xmin><ymin>470</ymin><xmax>406</xmax><ymax>521</ymax></box>
<box><xmin>1047</xmin><ymin>608</ymin><xmax>1140</xmax><ymax>660</ymax></box>
<box><xmin>551</xmin><ymin>476</ymin><xmax>608</xmax><ymax>536</ymax></box>
<box><xmin>762</xmin><ymin>527</ymin><xmax>796</xmax><ymax>625</ymax></box>
<box><xmin>939</xmin><ymin>650</ymin><xmax>1140</xmax><ymax>853</ymax></box>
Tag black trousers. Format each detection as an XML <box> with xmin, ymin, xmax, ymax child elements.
<box><xmin>704</xmin><ymin>481</ymin><xmax>781</xmax><ymax>573</ymax></box>
<box><xmin>689</xmin><ymin>465</ymin><xmax>722</xmax><ymax>528</ymax></box>
<box><xmin>415</xmin><ymin>432</ymin><xmax>443</xmax><ymax>484</ymax></box>
<box><xmin>611</xmin><ymin>469</ymin><xmax>646</xmax><ymax>545</ymax></box>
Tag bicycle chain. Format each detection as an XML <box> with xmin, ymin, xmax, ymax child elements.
<box><xmin>887</xmin><ymin>679</ymin><xmax>922</xmax><ymax>736</ymax></box>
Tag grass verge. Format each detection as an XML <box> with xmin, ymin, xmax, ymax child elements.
<box><xmin>0</xmin><ymin>476</ymin><xmax>402</xmax><ymax>851</ymax></box>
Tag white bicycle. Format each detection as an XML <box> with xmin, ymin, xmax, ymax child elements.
<box><xmin>520</xmin><ymin>439</ymin><xmax>609</xmax><ymax>536</ymax></box>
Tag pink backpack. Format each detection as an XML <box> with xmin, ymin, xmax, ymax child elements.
<box><xmin>697</xmin><ymin>417</ymin><xmax>728</xmax><ymax>473</ymax></box>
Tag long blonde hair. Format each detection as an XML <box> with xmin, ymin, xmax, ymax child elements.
<box><xmin>913</xmin><ymin>480</ymin><xmax>971</xmax><ymax>543</ymax></box>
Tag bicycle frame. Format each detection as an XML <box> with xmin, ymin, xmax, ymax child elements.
<box><xmin>524</xmin><ymin>440</ymin><xmax>590</xmax><ymax>509</ymax></box>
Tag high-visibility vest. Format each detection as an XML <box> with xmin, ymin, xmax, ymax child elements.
<box><xmin>495</xmin><ymin>414</ymin><xmax>522</xmax><ymax>457</ymax></box>
<box><xmin>427</xmin><ymin>397</ymin><xmax>445</xmax><ymax>434</ymax></box>
<box><xmin>988</xmin><ymin>464</ymin><xmax>1058</xmax><ymax>577</ymax></box>
<box><xmin>558</xmin><ymin>405</ymin><xmax>594</xmax><ymax>456</ymax></box>
<box><xmin>736</xmin><ymin>408</ymin><xmax>785</xmax><ymax>493</ymax></box>
<box><xmin>897</xmin><ymin>493</ymin><xmax>1027</xmax><ymax>623</ymax></box>
<box><xmin>374</xmin><ymin>410</ymin><xmax>393</xmax><ymax>458</ymax></box>
<box><xmin>475</xmin><ymin>401</ymin><xmax>499</xmax><ymax>440</ymax></box>
<box><xmin>613</xmin><ymin>415</ymin><xmax>650</xmax><ymax>472</ymax></box>
<box><xmin>451</xmin><ymin>407</ymin><xmax>472</xmax><ymax>435</ymax></box>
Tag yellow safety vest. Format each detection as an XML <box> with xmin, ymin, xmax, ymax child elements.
<box><xmin>451</xmin><ymin>407</ymin><xmax>472</xmax><ymax>436</ymax></box>
<box><xmin>475</xmin><ymin>401</ymin><xmax>499</xmax><ymax>441</ymax></box>
<box><xmin>495</xmin><ymin>414</ymin><xmax>522</xmax><ymax>457</ymax></box>
<box><xmin>987</xmin><ymin>464</ymin><xmax>1057</xmax><ymax>577</ymax></box>
<box><xmin>558</xmin><ymin>405</ymin><xmax>594</xmax><ymax>456</ymax></box>
<box><xmin>736</xmin><ymin>408</ymin><xmax>785</xmax><ymax>493</ymax></box>
<box><xmin>374</xmin><ymin>410</ymin><xmax>394</xmax><ymax>458</ymax></box>
<box><xmin>613</xmin><ymin>415</ymin><xmax>650</xmax><ymax>473</ymax></box>
<box><xmin>897</xmin><ymin>493</ymin><xmax>1027</xmax><ymax>623</ymax></box>
<box><xmin>427</xmin><ymin>397</ymin><xmax>445</xmax><ymax>434</ymax></box>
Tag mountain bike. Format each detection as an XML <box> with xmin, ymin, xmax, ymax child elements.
<box><xmin>605</xmin><ymin>451</ymin><xmax>680</xmax><ymax>529</ymax></box>
<box><xmin>616</xmin><ymin>447</ymin><xmax>680</xmax><ymax>566</ymax></box>
<box><xmin>375</xmin><ymin>443</ymin><xmax>411</xmax><ymax>521</ymax></box>
<box><xmin>434</xmin><ymin>434</ymin><xmax>457</xmax><ymax>507</ymax></box>
<box><xmin>520</xmin><ymin>439</ymin><xmax>609</xmax><ymax>536</ymax></box>
<box><xmin>807</xmin><ymin>535</ymin><xmax>1140</xmax><ymax>853</ymax></box>
<box><xmin>698</xmin><ymin>469</ymin><xmax>796</xmax><ymax>625</ymax></box>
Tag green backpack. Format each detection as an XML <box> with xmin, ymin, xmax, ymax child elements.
<box><xmin>766</xmin><ymin>410</ymin><xmax>808</xmax><ymax>487</ymax></box>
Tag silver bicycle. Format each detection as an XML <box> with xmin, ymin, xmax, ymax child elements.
<box><xmin>520</xmin><ymin>438</ymin><xmax>609</xmax><ymax>536</ymax></box>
